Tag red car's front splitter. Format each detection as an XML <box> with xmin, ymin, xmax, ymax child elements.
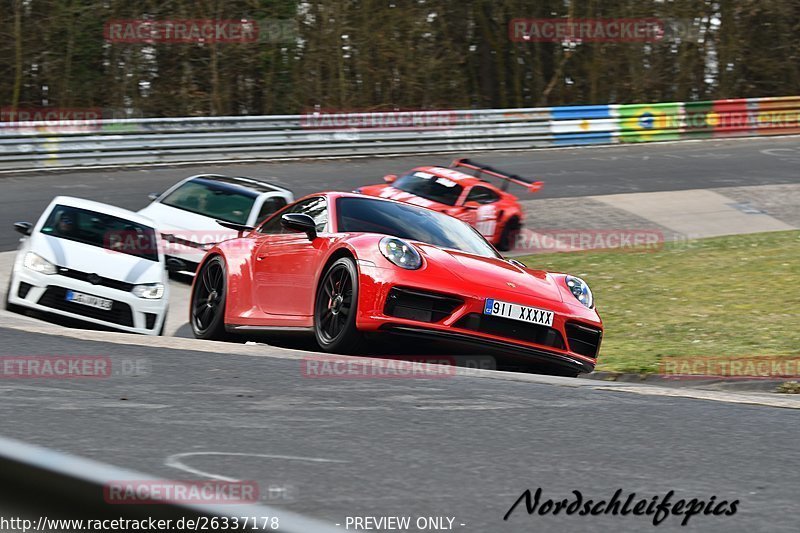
<box><xmin>376</xmin><ymin>323</ymin><xmax>596</xmax><ymax>375</ymax></box>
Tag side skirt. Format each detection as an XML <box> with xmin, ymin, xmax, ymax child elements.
<box><xmin>225</xmin><ymin>324</ymin><xmax>315</xmax><ymax>333</ymax></box>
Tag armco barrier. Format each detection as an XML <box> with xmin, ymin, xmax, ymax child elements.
<box><xmin>0</xmin><ymin>434</ymin><xmax>341</xmax><ymax>532</ymax></box>
<box><xmin>0</xmin><ymin>96</ymin><xmax>797</xmax><ymax>170</ymax></box>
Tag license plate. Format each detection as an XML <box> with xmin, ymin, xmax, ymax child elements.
<box><xmin>484</xmin><ymin>299</ymin><xmax>554</xmax><ymax>327</ymax></box>
<box><xmin>66</xmin><ymin>290</ymin><xmax>113</xmax><ymax>311</ymax></box>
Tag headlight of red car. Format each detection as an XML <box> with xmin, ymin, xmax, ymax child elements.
<box><xmin>379</xmin><ymin>236</ymin><xmax>422</xmax><ymax>270</ymax></box>
<box><xmin>565</xmin><ymin>275</ymin><xmax>594</xmax><ymax>308</ymax></box>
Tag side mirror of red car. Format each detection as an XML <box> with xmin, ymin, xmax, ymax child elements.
<box><xmin>281</xmin><ymin>213</ymin><xmax>317</xmax><ymax>240</ymax></box>
<box><xmin>463</xmin><ymin>201</ymin><xmax>480</xmax><ymax>210</ymax></box>
<box><xmin>383</xmin><ymin>174</ymin><xmax>397</xmax><ymax>184</ymax></box>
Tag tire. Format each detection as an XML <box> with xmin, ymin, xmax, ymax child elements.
<box><xmin>190</xmin><ymin>256</ymin><xmax>228</xmax><ymax>340</ymax></box>
<box><xmin>549</xmin><ymin>369</ymin><xmax>580</xmax><ymax>378</ymax></box>
<box><xmin>497</xmin><ymin>216</ymin><xmax>521</xmax><ymax>252</ymax></box>
<box><xmin>314</xmin><ymin>257</ymin><xmax>363</xmax><ymax>353</ymax></box>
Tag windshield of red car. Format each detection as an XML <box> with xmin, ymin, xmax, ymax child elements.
<box><xmin>392</xmin><ymin>171</ymin><xmax>464</xmax><ymax>206</ymax></box>
<box><xmin>337</xmin><ymin>197</ymin><xmax>499</xmax><ymax>258</ymax></box>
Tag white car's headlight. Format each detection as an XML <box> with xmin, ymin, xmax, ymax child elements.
<box><xmin>565</xmin><ymin>275</ymin><xmax>594</xmax><ymax>309</ymax></box>
<box><xmin>379</xmin><ymin>237</ymin><xmax>422</xmax><ymax>270</ymax></box>
<box><xmin>132</xmin><ymin>283</ymin><xmax>165</xmax><ymax>299</ymax></box>
<box><xmin>24</xmin><ymin>252</ymin><xmax>57</xmax><ymax>275</ymax></box>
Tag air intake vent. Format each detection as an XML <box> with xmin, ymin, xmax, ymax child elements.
<box><xmin>454</xmin><ymin>313</ymin><xmax>565</xmax><ymax>349</ymax></box>
<box><xmin>17</xmin><ymin>282</ymin><xmax>32</xmax><ymax>299</ymax></box>
<box><xmin>384</xmin><ymin>287</ymin><xmax>462</xmax><ymax>323</ymax></box>
<box><xmin>565</xmin><ymin>322</ymin><xmax>602</xmax><ymax>358</ymax></box>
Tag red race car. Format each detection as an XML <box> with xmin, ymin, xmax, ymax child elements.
<box><xmin>190</xmin><ymin>192</ymin><xmax>601</xmax><ymax>376</ymax></box>
<box><xmin>355</xmin><ymin>159</ymin><xmax>543</xmax><ymax>251</ymax></box>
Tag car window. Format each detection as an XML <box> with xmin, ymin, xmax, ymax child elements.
<box><xmin>255</xmin><ymin>196</ymin><xmax>288</xmax><ymax>225</ymax></box>
<box><xmin>336</xmin><ymin>196</ymin><xmax>499</xmax><ymax>258</ymax></box>
<box><xmin>392</xmin><ymin>171</ymin><xmax>464</xmax><ymax>206</ymax></box>
<box><xmin>258</xmin><ymin>196</ymin><xmax>328</xmax><ymax>235</ymax></box>
<box><xmin>40</xmin><ymin>204</ymin><xmax>159</xmax><ymax>262</ymax></box>
<box><xmin>160</xmin><ymin>178</ymin><xmax>258</xmax><ymax>224</ymax></box>
<box><xmin>466</xmin><ymin>186</ymin><xmax>500</xmax><ymax>204</ymax></box>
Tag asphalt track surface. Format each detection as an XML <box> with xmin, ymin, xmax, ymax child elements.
<box><xmin>1</xmin><ymin>136</ymin><xmax>799</xmax><ymax>251</ymax></box>
<box><xmin>2</xmin><ymin>326</ymin><xmax>798</xmax><ymax>533</ymax></box>
<box><xmin>2</xmin><ymin>137</ymin><xmax>799</xmax><ymax>532</ymax></box>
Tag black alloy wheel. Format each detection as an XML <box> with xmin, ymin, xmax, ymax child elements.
<box><xmin>191</xmin><ymin>256</ymin><xmax>228</xmax><ymax>340</ymax></box>
<box><xmin>314</xmin><ymin>257</ymin><xmax>363</xmax><ymax>353</ymax></box>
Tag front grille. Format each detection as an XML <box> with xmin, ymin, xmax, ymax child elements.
<box><xmin>384</xmin><ymin>287</ymin><xmax>462</xmax><ymax>323</ymax></box>
<box><xmin>38</xmin><ymin>286</ymin><xmax>134</xmax><ymax>327</ymax></box>
<box><xmin>454</xmin><ymin>313</ymin><xmax>565</xmax><ymax>349</ymax></box>
<box><xmin>565</xmin><ymin>322</ymin><xmax>602</xmax><ymax>358</ymax></box>
<box><xmin>17</xmin><ymin>282</ymin><xmax>32</xmax><ymax>299</ymax></box>
<box><xmin>56</xmin><ymin>267</ymin><xmax>134</xmax><ymax>292</ymax></box>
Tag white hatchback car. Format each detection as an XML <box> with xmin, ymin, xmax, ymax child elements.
<box><xmin>138</xmin><ymin>174</ymin><xmax>294</xmax><ymax>272</ymax></box>
<box><xmin>5</xmin><ymin>196</ymin><xmax>169</xmax><ymax>335</ymax></box>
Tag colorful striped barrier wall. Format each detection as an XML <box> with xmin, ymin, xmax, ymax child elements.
<box><xmin>0</xmin><ymin>96</ymin><xmax>797</xmax><ymax>170</ymax></box>
<box><xmin>548</xmin><ymin>96</ymin><xmax>800</xmax><ymax>145</ymax></box>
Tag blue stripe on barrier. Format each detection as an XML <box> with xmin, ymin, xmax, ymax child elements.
<box><xmin>551</xmin><ymin>105</ymin><xmax>613</xmax><ymax>120</ymax></box>
<box><xmin>552</xmin><ymin>132</ymin><xmax>614</xmax><ymax>145</ymax></box>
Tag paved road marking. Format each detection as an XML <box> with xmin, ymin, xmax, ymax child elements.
<box><xmin>166</xmin><ymin>451</ymin><xmax>348</xmax><ymax>482</ymax></box>
<box><xmin>3</xmin><ymin>312</ymin><xmax>798</xmax><ymax>409</ymax></box>
<box><xmin>594</xmin><ymin>386</ymin><xmax>800</xmax><ymax>410</ymax></box>
<box><xmin>591</xmin><ymin>189</ymin><xmax>794</xmax><ymax>239</ymax></box>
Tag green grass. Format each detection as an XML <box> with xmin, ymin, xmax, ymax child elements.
<box><xmin>516</xmin><ymin>230</ymin><xmax>800</xmax><ymax>373</ymax></box>
<box><xmin>777</xmin><ymin>382</ymin><xmax>800</xmax><ymax>394</ymax></box>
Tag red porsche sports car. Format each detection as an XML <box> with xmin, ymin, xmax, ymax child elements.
<box><xmin>190</xmin><ymin>192</ymin><xmax>602</xmax><ymax>375</ymax></box>
<box><xmin>355</xmin><ymin>159</ymin><xmax>543</xmax><ymax>251</ymax></box>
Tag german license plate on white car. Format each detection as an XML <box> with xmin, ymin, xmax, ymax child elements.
<box><xmin>484</xmin><ymin>299</ymin><xmax>554</xmax><ymax>327</ymax></box>
<box><xmin>65</xmin><ymin>290</ymin><xmax>113</xmax><ymax>311</ymax></box>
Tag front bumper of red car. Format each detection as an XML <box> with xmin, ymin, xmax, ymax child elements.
<box><xmin>355</xmin><ymin>262</ymin><xmax>602</xmax><ymax>374</ymax></box>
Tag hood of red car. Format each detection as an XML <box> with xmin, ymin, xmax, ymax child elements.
<box><xmin>416</xmin><ymin>244</ymin><xmax>564</xmax><ymax>303</ymax></box>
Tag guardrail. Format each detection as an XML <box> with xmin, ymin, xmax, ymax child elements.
<box><xmin>0</xmin><ymin>434</ymin><xmax>341</xmax><ymax>532</ymax></box>
<box><xmin>0</xmin><ymin>96</ymin><xmax>798</xmax><ymax>170</ymax></box>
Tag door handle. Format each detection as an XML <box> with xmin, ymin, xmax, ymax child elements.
<box><xmin>256</xmin><ymin>242</ymin><xmax>269</xmax><ymax>261</ymax></box>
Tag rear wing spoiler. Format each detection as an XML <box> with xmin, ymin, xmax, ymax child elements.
<box><xmin>451</xmin><ymin>158</ymin><xmax>543</xmax><ymax>193</ymax></box>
